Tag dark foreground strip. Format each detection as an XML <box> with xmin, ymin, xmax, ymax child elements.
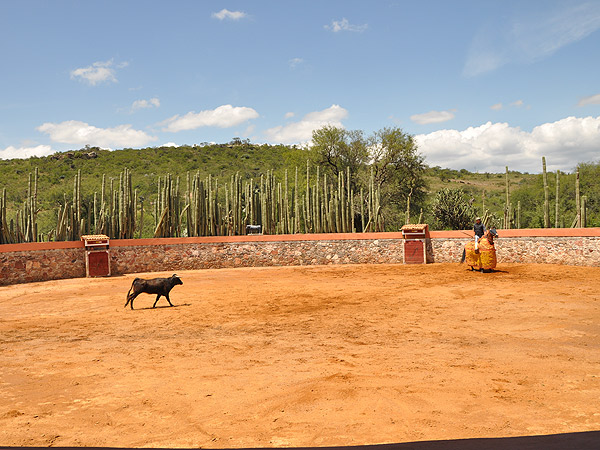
<box><xmin>1</xmin><ymin>430</ymin><xmax>599</xmax><ymax>450</ymax></box>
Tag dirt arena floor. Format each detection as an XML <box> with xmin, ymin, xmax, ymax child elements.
<box><xmin>1</xmin><ymin>263</ymin><xmax>599</xmax><ymax>448</ymax></box>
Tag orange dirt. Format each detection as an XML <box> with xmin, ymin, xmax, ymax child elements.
<box><xmin>1</xmin><ymin>263</ymin><xmax>599</xmax><ymax>448</ymax></box>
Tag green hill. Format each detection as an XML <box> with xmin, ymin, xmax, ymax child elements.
<box><xmin>1</xmin><ymin>143</ymin><xmax>598</xmax><ymax>240</ymax></box>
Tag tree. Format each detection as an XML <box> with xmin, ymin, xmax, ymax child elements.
<box><xmin>368</xmin><ymin>127</ymin><xmax>426</xmax><ymax>223</ymax></box>
<box><xmin>309</xmin><ymin>125</ymin><xmax>428</xmax><ymax>228</ymax></box>
<box><xmin>309</xmin><ymin>126</ymin><xmax>369</xmax><ymax>191</ymax></box>
<box><xmin>369</xmin><ymin>127</ymin><xmax>421</xmax><ymax>185</ymax></box>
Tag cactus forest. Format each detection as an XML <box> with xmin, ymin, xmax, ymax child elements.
<box><xmin>1</xmin><ymin>160</ymin><xmax>385</xmax><ymax>244</ymax></box>
<box><xmin>1</xmin><ymin>132</ymin><xmax>599</xmax><ymax>244</ymax></box>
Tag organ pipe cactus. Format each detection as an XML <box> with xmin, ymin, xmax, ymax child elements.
<box><xmin>543</xmin><ymin>157</ymin><xmax>550</xmax><ymax>228</ymax></box>
<box><xmin>555</xmin><ymin>170</ymin><xmax>560</xmax><ymax>228</ymax></box>
<box><xmin>1</xmin><ymin>168</ymin><xmax>40</xmax><ymax>243</ymax></box>
<box><xmin>50</xmin><ymin>168</ymin><xmax>138</xmax><ymax>241</ymax></box>
<box><xmin>0</xmin><ymin>188</ymin><xmax>11</xmax><ymax>244</ymax></box>
<box><xmin>576</xmin><ymin>168</ymin><xmax>581</xmax><ymax>227</ymax></box>
<box><xmin>2</xmin><ymin>161</ymin><xmax>384</xmax><ymax>243</ymax></box>
<box><xmin>504</xmin><ymin>166</ymin><xmax>511</xmax><ymax>229</ymax></box>
<box><xmin>582</xmin><ymin>195</ymin><xmax>587</xmax><ymax>228</ymax></box>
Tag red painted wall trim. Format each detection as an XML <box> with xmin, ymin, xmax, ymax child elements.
<box><xmin>495</xmin><ymin>228</ymin><xmax>600</xmax><ymax>237</ymax></box>
<box><xmin>0</xmin><ymin>240</ymin><xmax>85</xmax><ymax>253</ymax></box>
<box><xmin>429</xmin><ymin>228</ymin><xmax>600</xmax><ymax>239</ymax></box>
<box><xmin>1</xmin><ymin>228</ymin><xmax>599</xmax><ymax>253</ymax></box>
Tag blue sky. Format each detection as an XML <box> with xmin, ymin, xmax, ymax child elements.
<box><xmin>1</xmin><ymin>0</ymin><xmax>600</xmax><ymax>173</ymax></box>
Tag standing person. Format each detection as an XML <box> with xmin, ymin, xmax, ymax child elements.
<box><xmin>473</xmin><ymin>217</ymin><xmax>486</xmax><ymax>251</ymax></box>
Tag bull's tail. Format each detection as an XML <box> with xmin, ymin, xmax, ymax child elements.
<box><xmin>460</xmin><ymin>248</ymin><xmax>466</xmax><ymax>264</ymax></box>
<box><xmin>124</xmin><ymin>278</ymin><xmax>141</xmax><ymax>308</ymax></box>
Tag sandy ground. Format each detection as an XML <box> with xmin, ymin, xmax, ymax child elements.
<box><xmin>0</xmin><ymin>263</ymin><xmax>599</xmax><ymax>448</ymax></box>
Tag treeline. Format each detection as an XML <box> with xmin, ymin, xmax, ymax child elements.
<box><xmin>1</xmin><ymin>129</ymin><xmax>599</xmax><ymax>243</ymax></box>
<box><xmin>1</xmin><ymin>126</ymin><xmax>426</xmax><ymax>242</ymax></box>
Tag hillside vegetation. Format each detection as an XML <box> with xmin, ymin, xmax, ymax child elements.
<box><xmin>1</xmin><ymin>142</ymin><xmax>598</xmax><ymax>241</ymax></box>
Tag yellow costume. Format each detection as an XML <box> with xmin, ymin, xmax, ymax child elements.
<box><xmin>464</xmin><ymin>233</ymin><xmax>497</xmax><ymax>271</ymax></box>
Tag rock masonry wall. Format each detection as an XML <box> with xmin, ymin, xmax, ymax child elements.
<box><xmin>0</xmin><ymin>248</ymin><xmax>85</xmax><ymax>285</ymax></box>
<box><xmin>429</xmin><ymin>237</ymin><xmax>600</xmax><ymax>265</ymax></box>
<box><xmin>109</xmin><ymin>239</ymin><xmax>404</xmax><ymax>275</ymax></box>
<box><xmin>1</xmin><ymin>233</ymin><xmax>599</xmax><ymax>286</ymax></box>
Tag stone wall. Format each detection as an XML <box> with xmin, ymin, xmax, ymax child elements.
<box><xmin>1</xmin><ymin>229</ymin><xmax>599</xmax><ymax>286</ymax></box>
<box><xmin>0</xmin><ymin>247</ymin><xmax>85</xmax><ymax>285</ymax></box>
<box><xmin>429</xmin><ymin>236</ymin><xmax>600</xmax><ymax>266</ymax></box>
<box><xmin>110</xmin><ymin>238</ymin><xmax>404</xmax><ymax>275</ymax></box>
<box><xmin>500</xmin><ymin>236</ymin><xmax>600</xmax><ymax>265</ymax></box>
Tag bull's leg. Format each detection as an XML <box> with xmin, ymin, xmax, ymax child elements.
<box><xmin>130</xmin><ymin>293</ymin><xmax>140</xmax><ymax>309</ymax></box>
<box><xmin>165</xmin><ymin>293</ymin><xmax>174</xmax><ymax>307</ymax></box>
<box><xmin>125</xmin><ymin>293</ymin><xmax>138</xmax><ymax>310</ymax></box>
<box><xmin>153</xmin><ymin>294</ymin><xmax>162</xmax><ymax>308</ymax></box>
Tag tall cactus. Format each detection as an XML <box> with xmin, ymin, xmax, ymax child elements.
<box><xmin>1</xmin><ymin>188</ymin><xmax>10</xmax><ymax>244</ymax></box>
<box><xmin>154</xmin><ymin>173</ymin><xmax>182</xmax><ymax>238</ymax></box>
<box><xmin>482</xmin><ymin>189</ymin><xmax>486</xmax><ymax>213</ymax></box>
<box><xmin>555</xmin><ymin>170</ymin><xmax>560</xmax><ymax>228</ymax></box>
<box><xmin>576</xmin><ymin>167</ymin><xmax>581</xmax><ymax>228</ymax></box>
<box><xmin>542</xmin><ymin>157</ymin><xmax>550</xmax><ymax>228</ymax></box>
<box><xmin>504</xmin><ymin>166</ymin><xmax>511</xmax><ymax>229</ymax></box>
<box><xmin>2</xmin><ymin>167</ymin><xmax>42</xmax><ymax>243</ymax></box>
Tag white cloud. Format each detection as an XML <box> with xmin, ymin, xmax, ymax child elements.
<box><xmin>161</xmin><ymin>142</ymin><xmax>178</xmax><ymax>147</ymax></box>
<box><xmin>490</xmin><ymin>100</ymin><xmax>526</xmax><ymax>110</ymax></box>
<box><xmin>37</xmin><ymin>120</ymin><xmax>157</xmax><ymax>148</ymax></box>
<box><xmin>578</xmin><ymin>93</ymin><xmax>600</xmax><ymax>107</ymax></box>
<box><xmin>464</xmin><ymin>3</ymin><xmax>600</xmax><ymax>76</ymax></box>
<box><xmin>415</xmin><ymin>116</ymin><xmax>600</xmax><ymax>172</ymax></box>
<box><xmin>284</xmin><ymin>112</ymin><xmax>295</xmax><ymax>119</ymax></box>
<box><xmin>212</xmin><ymin>9</ymin><xmax>247</xmax><ymax>20</ymax></box>
<box><xmin>0</xmin><ymin>145</ymin><xmax>54</xmax><ymax>160</ymax></box>
<box><xmin>410</xmin><ymin>109</ymin><xmax>456</xmax><ymax>125</ymax></box>
<box><xmin>131</xmin><ymin>97</ymin><xmax>160</xmax><ymax>112</ymax></box>
<box><xmin>70</xmin><ymin>60</ymin><xmax>122</xmax><ymax>85</ymax></box>
<box><xmin>264</xmin><ymin>104</ymin><xmax>348</xmax><ymax>144</ymax></box>
<box><xmin>161</xmin><ymin>105</ymin><xmax>259</xmax><ymax>132</ymax></box>
<box><xmin>289</xmin><ymin>58</ymin><xmax>304</xmax><ymax>69</ymax></box>
<box><xmin>325</xmin><ymin>18</ymin><xmax>368</xmax><ymax>33</ymax></box>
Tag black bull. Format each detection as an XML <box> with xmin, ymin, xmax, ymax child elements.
<box><xmin>124</xmin><ymin>274</ymin><xmax>183</xmax><ymax>310</ymax></box>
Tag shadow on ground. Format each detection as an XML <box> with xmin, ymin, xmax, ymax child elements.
<box><xmin>5</xmin><ymin>430</ymin><xmax>598</xmax><ymax>450</ymax></box>
<box><xmin>129</xmin><ymin>302</ymin><xmax>192</xmax><ymax>311</ymax></box>
<box><xmin>341</xmin><ymin>431</ymin><xmax>600</xmax><ymax>449</ymax></box>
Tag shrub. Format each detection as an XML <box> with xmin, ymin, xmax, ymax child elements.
<box><xmin>432</xmin><ymin>188</ymin><xmax>476</xmax><ymax>230</ymax></box>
